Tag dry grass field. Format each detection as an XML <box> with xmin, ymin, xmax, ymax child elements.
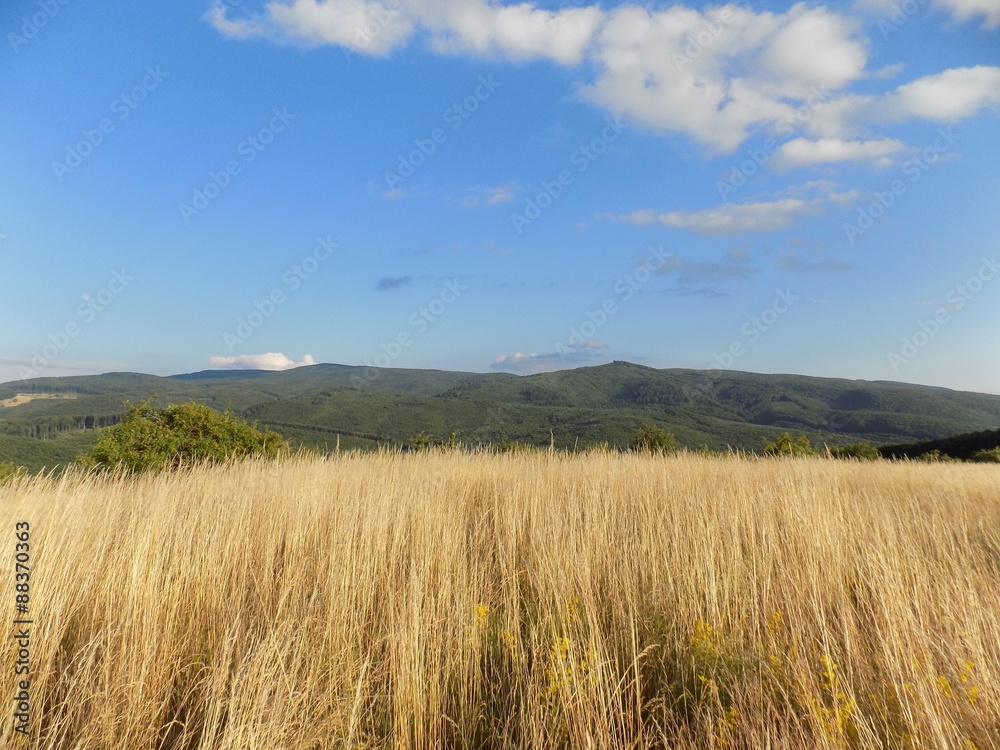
<box><xmin>0</xmin><ymin>451</ymin><xmax>998</xmax><ymax>749</ymax></box>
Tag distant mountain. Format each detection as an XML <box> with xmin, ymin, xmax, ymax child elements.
<box><xmin>1</xmin><ymin>361</ymin><xmax>998</xmax><ymax>471</ymax></box>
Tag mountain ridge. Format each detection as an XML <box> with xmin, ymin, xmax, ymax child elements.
<box><xmin>1</xmin><ymin>361</ymin><xmax>998</xmax><ymax>471</ymax></box>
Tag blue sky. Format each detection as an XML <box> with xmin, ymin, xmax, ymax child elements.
<box><xmin>1</xmin><ymin>0</ymin><xmax>998</xmax><ymax>393</ymax></box>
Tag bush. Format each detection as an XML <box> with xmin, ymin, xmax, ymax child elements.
<box><xmin>632</xmin><ymin>426</ymin><xmax>679</xmax><ymax>454</ymax></box>
<box><xmin>764</xmin><ymin>432</ymin><xmax>817</xmax><ymax>457</ymax></box>
<box><xmin>410</xmin><ymin>431</ymin><xmax>462</xmax><ymax>451</ymax></box>
<box><xmin>916</xmin><ymin>449</ymin><xmax>958</xmax><ymax>463</ymax></box>
<box><xmin>495</xmin><ymin>439</ymin><xmax>537</xmax><ymax>453</ymax></box>
<box><xmin>0</xmin><ymin>461</ymin><xmax>27</xmax><ymax>484</ymax></box>
<box><xmin>79</xmin><ymin>401</ymin><xmax>287</xmax><ymax>473</ymax></box>
<box><xmin>829</xmin><ymin>442</ymin><xmax>880</xmax><ymax>461</ymax></box>
<box><xmin>971</xmin><ymin>447</ymin><xmax>1000</xmax><ymax>463</ymax></box>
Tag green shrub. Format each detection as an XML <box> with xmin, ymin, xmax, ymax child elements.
<box><xmin>0</xmin><ymin>461</ymin><xmax>27</xmax><ymax>484</ymax></box>
<box><xmin>971</xmin><ymin>447</ymin><xmax>1000</xmax><ymax>463</ymax></box>
<box><xmin>916</xmin><ymin>449</ymin><xmax>958</xmax><ymax>463</ymax></box>
<box><xmin>495</xmin><ymin>439</ymin><xmax>537</xmax><ymax>453</ymax></box>
<box><xmin>828</xmin><ymin>442</ymin><xmax>880</xmax><ymax>460</ymax></box>
<box><xmin>583</xmin><ymin>441</ymin><xmax>617</xmax><ymax>454</ymax></box>
<box><xmin>79</xmin><ymin>401</ymin><xmax>287</xmax><ymax>473</ymax></box>
<box><xmin>410</xmin><ymin>431</ymin><xmax>462</xmax><ymax>451</ymax></box>
<box><xmin>632</xmin><ymin>426</ymin><xmax>679</xmax><ymax>454</ymax></box>
<box><xmin>763</xmin><ymin>432</ymin><xmax>816</xmax><ymax>457</ymax></box>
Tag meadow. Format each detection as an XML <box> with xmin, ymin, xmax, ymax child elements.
<box><xmin>1</xmin><ymin>451</ymin><xmax>997</xmax><ymax>748</ymax></box>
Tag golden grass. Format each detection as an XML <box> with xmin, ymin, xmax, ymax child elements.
<box><xmin>0</xmin><ymin>393</ymin><xmax>77</xmax><ymax>408</ymax></box>
<box><xmin>1</xmin><ymin>451</ymin><xmax>998</xmax><ymax>748</ymax></box>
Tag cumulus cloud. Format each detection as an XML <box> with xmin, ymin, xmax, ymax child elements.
<box><xmin>209</xmin><ymin>0</ymin><xmax>601</xmax><ymax>63</ymax></box>
<box><xmin>269</xmin><ymin>0</ymin><xmax>414</xmax><ymax>54</ymax></box>
<box><xmin>772</xmin><ymin>137</ymin><xmax>906</xmax><ymax>168</ymax></box>
<box><xmin>208</xmin><ymin>353</ymin><xmax>317</xmax><ymax>370</ymax></box>
<box><xmin>416</xmin><ymin>0</ymin><xmax>604</xmax><ymax>65</ymax></box>
<box><xmin>580</xmin><ymin>3</ymin><xmax>868</xmax><ymax>151</ymax></box>
<box><xmin>880</xmin><ymin>66</ymin><xmax>1000</xmax><ymax>121</ymax></box>
<box><xmin>209</xmin><ymin>2</ymin><xmax>1000</xmax><ymax>154</ymax></box>
<box><xmin>809</xmin><ymin>66</ymin><xmax>1000</xmax><ymax>137</ymax></box>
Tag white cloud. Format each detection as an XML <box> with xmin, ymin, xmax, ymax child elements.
<box><xmin>205</xmin><ymin>5</ymin><xmax>268</xmax><ymax>38</ymax></box>
<box><xmin>600</xmin><ymin>181</ymin><xmax>866</xmax><ymax>236</ymax></box>
<box><xmin>880</xmin><ymin>66</ymin><xmax>1000</xmax><ymax>121</ymax></box>
<box><xmin>491</xmin><ymin>343</ymin><xmax>605</xmax><ymax>373</ymax></box>
<box><xmin>809</xmin><ymin>66</ymin><xmax>1000</xmax><ymax>137</ymax></box>
<box><xmin>210</xmin><ymin>0</ymin><xmax>601</xmax><ymax>63</ymax></box>
<box><xmin>486</xmin><ymin>183</ymin><xmax>516</xmax><ymax>205</ymax></box>
<box><xmin>462</xmin><ymin>182</ymin><xmax>517</xmax><ymax>207</ymax></box>
<box><xmin>208</xmin><ymin>353</ymin><xmax>316</xmax><ymax>371</ymax></box>
<box><xmin>581</xmin><ymin>3</ymin><xmax>868</xmax><ymax>151</ymax></box>
<box><xmin>856</xmin><ymin>0</ymin><xmax>1000</xmax><ymax>29</ymax></box>
<box><xmin>828</xmin><ymin>188</ymin><xmax>862</xmax><ymax>207</ymax></box>
<box><xmin>612</xmin><ymin>198</ymin><xmax>823</xmax><ymax>235</ymax></box>
<box><xmin>209</xmin><ymin>2</ymin><xmax>1000</xmax><ymax>154</ymax></box>
<box><xmin>936</xmin><ymin>0</ymin><xmax>1000</xmax><ymax>28</ymax></box>
<box><xmin>415</xmin><ymin>0</ymin><xmax>604</xmax><ymax>65</ymax></box>
<box><xmin>772</xmin><ymin>137</ymin><xmax>906</xmax><ymax>168</ymax></box>
<box><xmin>270</xmin><ymin>0</ymin><xmax>414</xmax><ymax>54</ymax></box>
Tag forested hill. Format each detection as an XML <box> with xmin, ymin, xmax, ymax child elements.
<box><xmin>1</xmin><ymin>361</ymin><xmax>998</xmax><ymax>470</ymax></box>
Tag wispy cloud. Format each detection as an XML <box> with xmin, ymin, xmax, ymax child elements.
<box><xmin>462</xmin><ymin>182</ymin><xmax>518</xmax><ymax>207</ymax></box>
<box><xmin>772</xmin><ymin>137</ymin><xmax>907</xmax><ymax>169</ymax></box>
<box><xmin>656</xmin><ymin>254</ymin><xmax>762</xmax><ymax>283</ymax></box>
<box><xmin>775</xmin><ymin>251</ymin><xmax>852</xmax><ymax>272</ymax></box>
<box><xmin>375</xmin><ymin>275</ymin><xmax>413</xmax><ymax>291</ymax></box>
<box><xmin>491</xmin><ymin>342</ymin><xmax>606</xmax><ymax>373</ymax></box>
<box><xmin>414</xmin><ymin>241</ymin><xmax>512</xmax><ymax>256</ymax></box>
<box><xmin>599</xmin><ymin>198</ymin><xmax>823</xmax><ymax>235</ymax></box>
